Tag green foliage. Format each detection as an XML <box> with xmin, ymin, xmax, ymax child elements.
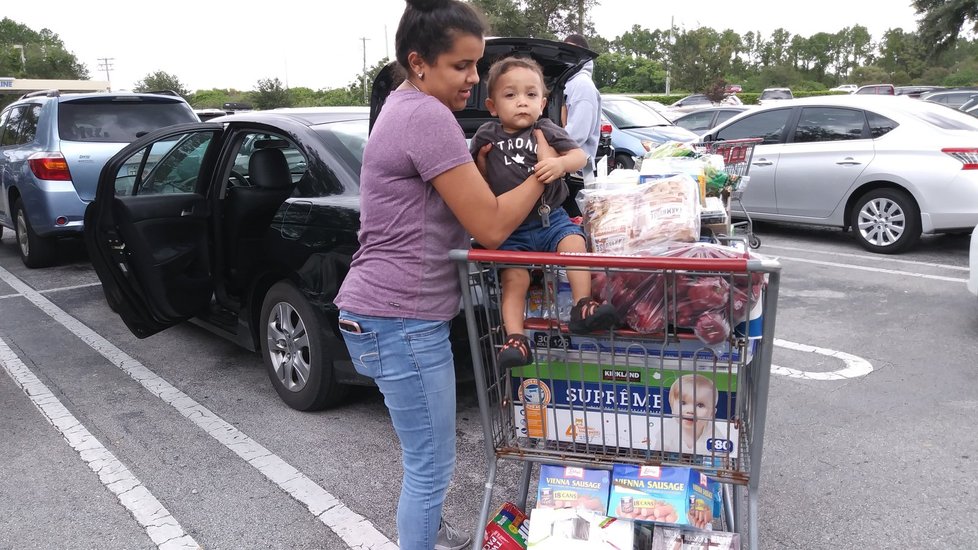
<box><xmin>133</xmin><ymin>71</ymin><xmax>190</xmax><ymax>99</ymax></box>
<box><xmin>0</xmin><ymin>18</ymin><xmax>88</xmax><ymax>80</ymax></box>
<box><xmin>913</xmin><ymin>0</ymin><xmax>978</xmax><ymax>58</ymax></box>
<box><xmin>252</xmin><ymin>78</ymin><xmax>293</xmax><ymax>110</ymax></box>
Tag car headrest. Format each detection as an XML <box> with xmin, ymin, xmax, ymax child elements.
<box><xmin>248</xmin><ymin>148</ymin><xmax>292</xmax><ymax>190</ymax></box>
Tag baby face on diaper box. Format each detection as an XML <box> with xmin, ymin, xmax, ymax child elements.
<box><xmin>608</xmin><ymin>465</ymin><xmax>717</xmax><ymax>530</ymax></box>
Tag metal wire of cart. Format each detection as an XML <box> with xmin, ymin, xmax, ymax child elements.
<box><xmin>692</xmin><ymin>138</ymin><xmax>764</xmax><ymax>249</ymax></box>
<box><xmin>453</xmin><ymin>248</ymin><xmax>781</xmax><ymax>550</ymax></box>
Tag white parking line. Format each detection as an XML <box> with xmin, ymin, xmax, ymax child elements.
<box><xmin>775</xmin><ymin>255</ymin><xmax>968</xmax><ymax>283</ymax></box>
<box><xmin>0</xmin><ymin>337</ymin><xmax>200</xmax><ymax>550</ymax></box>
<box><xmin>40</xmin><ymin>282</ymin><xmax>104</xmax><ymax>293</ymax></box>
<box><xmin>0</xmin><ymin>266</ymin><xmax>396</xmax><ymax>550</ymax></box>
<box><xmin>0</xmin><ymin>292</ymin><xmax>19</xmax><ymax>300</ymax></box>
<box><xmin>763</xmin><ymin>244</ymin><xmax>969</xmax><ymax>271</ymax></box>
<box><xmin>771</xmin><ymin>338</ymin><xmax>874</xmax><ymax>380</ymax></box>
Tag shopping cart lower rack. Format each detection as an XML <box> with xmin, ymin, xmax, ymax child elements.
<box><xmin>452</xmin><ymin>248</ymin><xmax>781</xmax><ymax>550</ymax></box>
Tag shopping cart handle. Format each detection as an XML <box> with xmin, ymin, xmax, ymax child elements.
<box><xmin>450</xmin><ymin>249</ymin><xmax>780</xmax><ymax>273</ymax></box>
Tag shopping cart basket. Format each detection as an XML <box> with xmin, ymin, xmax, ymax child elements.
<box><xmin>693</xmin><ymin>138</ymin><xmax>763</xmax><ymax>249</ymax></box>
<box><xmin>452</xmin><ymin>248</ymin><xmax>781</xmax><ymax>550</ymax></box>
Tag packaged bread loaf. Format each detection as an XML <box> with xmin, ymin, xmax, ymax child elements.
<box><xmin>578</xmin><ymin>173</ymin><xmax>701</xmax><ymax>256</ymax></box>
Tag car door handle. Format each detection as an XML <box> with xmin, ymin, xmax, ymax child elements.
<box><xmin>181</xmin><ymin>208</ymin><xmax>194</xmax><ymax>217</ymax></box>
<box><xmin>752</xmin><ymin>158</ymin><xmax>773</xmax><ymax>166</ymax></box>
<box><xmin>836</xmin><ymin>157</ymin><xmax>862</xmax><ymax>166</ymax></box>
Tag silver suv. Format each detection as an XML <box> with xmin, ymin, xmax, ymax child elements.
<box><xmin>0</xmin><ymin>90</ymin><xmax>198</xmax><ymax>267</ymax></box>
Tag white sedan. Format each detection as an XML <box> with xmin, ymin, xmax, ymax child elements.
<box><xmin>700</xmin><ymin>95</ymin><xmax>978</xmax><ymax>254</ymax></box>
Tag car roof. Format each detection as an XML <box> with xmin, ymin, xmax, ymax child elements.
<box><xmin>210</xmin><ymin>108</ymin><xmax>369</xmax><ymax>127</ymax></box>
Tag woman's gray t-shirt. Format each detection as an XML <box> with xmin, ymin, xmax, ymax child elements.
<box><xmin>335</xmin><ymin>90</ymin><xmax>472</xmax><ymax>321</ymax></box>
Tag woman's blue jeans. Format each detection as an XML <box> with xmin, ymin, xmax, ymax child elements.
<box><xmin>338</xmin><ymin>310</ymin><xmax>457</xmax><ymax>550</ymax></box>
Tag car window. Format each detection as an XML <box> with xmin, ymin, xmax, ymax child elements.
<box><xmin>760</xmin><ymin>90</ymin><xmax>792</xmax><ymax>100</ymax></box>
<box><xmin>715</xmin><ymin>110</ymin><xmax>740</xmax><ymax>125</ymax></box>
<box><xmin>675</xmin><ymin>111</ymin><xmax>715</xmax><ymax>132</ymax></box>
<box><xmin>0</xmin><ymin>106</ymin><xmax>26</xmax><ymax>147</ymax></box>
<box><xmin>58</xmin><ymin>100</ymin><xmax>196</xmax><ymax>143</ymax></box>
<box><xmin>866</xmin><ymin>111</ymin><xmax>899</xmax><ymax>138</ymax></box>
<box><xmin>716</xmin><ymin>109</ymin><xmax>791</xmax><ymax>144</ymax></box>
<box><xmin>0</xmin><ymin>110</ymin><xmax>9</xmax><ymax>146</ymax></box>
<box><xmin>113</xmin><ymin>131</ymin><xmax>218</xmax><ymax>196</ymax></box>
<box><xmin>19</xmin><ymin>104</ymin><xmax>41</xmax><ymax>144</ymax></box>
<box><xmin>230</xmin><ymin>132</ymin><xmax>309</xmax><ymax>194</ymax></box>
<box><xmin>603</xmin><ymin>99</ymin><xmax>672</xmax><ymax>129</ymax></box>
<box><xmin>792</xmin><ymin>107</ymin><xmax>866</xmax><ymax>143</ymax></box>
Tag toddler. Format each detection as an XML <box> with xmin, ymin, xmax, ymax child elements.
<box><xmin>470</xmin><ymin>56</ymin><xmax>617</xmax><ymax>369</ymax></box>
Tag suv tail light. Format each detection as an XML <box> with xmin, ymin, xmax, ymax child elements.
<box><xmin>942</xmin><ymin>148</ymin><xmax>978</xmax><ymax>170</ymax></box>
<box><xmin>28</xmin><ymin>152</ymin><xmax>72</xmax><ymax>181</ymax></box>
<box><xmin>600</xmin><ymin>122</ymin><xmax>612</xmax><ymax>135</ymax></box>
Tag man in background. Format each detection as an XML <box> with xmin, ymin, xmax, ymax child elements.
<box><xmin>562</xmin><ymin>33</ymin><xmax>602</xmax><ymax>180</ymax></box>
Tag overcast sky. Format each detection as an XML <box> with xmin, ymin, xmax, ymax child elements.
<box><xmin>4</xmin><ymin>0</ymin><xmax>923</xmax><ymax>93</ymax></box>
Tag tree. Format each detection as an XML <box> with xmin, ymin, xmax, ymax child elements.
<box><xmin>252</xmin><ymin>78</ymin><xmax>292</xmax><ymax>110</ymax></box>
<box><xmin>913</xmin><ymin>0</ymin><xmax>978</xmax><ymax>58</ymax></box>
<box><xmin>471</xmin><ymin>0</ymin><xmax>596</xmax><ymax>39</ymax></box>
<box><xmin>0</xmin><ymin>18</ymin><xmax>88</xmax><ymax>80</ymax></box>
<box><xmin>347</xmin><ymin>57</ymin><xmax>393</xmax><ymax>106</ymax></box>
<box><xmin>133</xmin><ymin>71</ymin><xmax>190</xmax><ymax>98</ymax></box>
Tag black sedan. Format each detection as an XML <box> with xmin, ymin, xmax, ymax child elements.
<box><xmin>85</xmin><ymin>39</ymin><xmax>596</xmax><ymax>412</ymax></box>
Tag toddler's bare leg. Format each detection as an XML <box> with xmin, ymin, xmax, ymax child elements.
<box><xmin>500</xmin><ymin>268</ymin><xmax>531</xmax><ymax>336</ymax></box>
<box><xmin>557</xmin><ymin>234</ymin><xmax>590</xmax><ymax>302</ymax></box>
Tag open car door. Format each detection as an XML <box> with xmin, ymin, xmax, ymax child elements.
<box><xmin>85</xmin><ymin>122</ymin><xmax>225</xmax><ymax>338</ymax></box>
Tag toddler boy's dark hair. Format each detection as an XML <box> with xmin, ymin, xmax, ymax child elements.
<box><xmin>485</xmin><ymin>56</ymin><xmax>549</xmax><ymax>97</ymax></box>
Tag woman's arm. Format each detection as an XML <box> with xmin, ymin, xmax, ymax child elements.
<box><xmin>431</xmin><ymin>129</ymin><xmax>553</xmax><ymax>249</ymax></box>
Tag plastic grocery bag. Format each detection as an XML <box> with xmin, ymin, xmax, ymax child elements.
<box><xmin>577</xmin><ymin>173</ymin><xmax>701</xmax><ymax>256</ymax></box>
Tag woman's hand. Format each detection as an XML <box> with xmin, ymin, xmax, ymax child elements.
<box><xmin>475</xmin><ymin>142</ymin><xmax>492</xmax><ymax>180</ymax></box>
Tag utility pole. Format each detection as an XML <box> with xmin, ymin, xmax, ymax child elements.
<box><xmin>98</xmin><ymin>57</ymin><xmax>114</xmax><ymax>90</ymax></box>
<box><xmin>359</xmin><ymin>37</ymin><xmax>370</xmax><ymax>103</ymax></box>
<box><xmin>665</xmin><ymin>16</ymin><xmax>673</xmax><ymax>95</ymax></box>
<box><xmin>577</xmin><ymin>0</ymin><xmax>584</xmax><ymax>35</ymax></box>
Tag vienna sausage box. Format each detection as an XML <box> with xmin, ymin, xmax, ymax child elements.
<box><xmin>608</xmin><ymin>465</ymin><xmax>718</xmax><ymax>529</ymax></box>
<box><xmin>536</xmin><ymin>465</ymin><xmax>611</xmax><ymax>514</ymax></box>
<box><xmin>511</xmin><ymin>361</ymin><xmax>740</xmax><ymax>458</ymax></box>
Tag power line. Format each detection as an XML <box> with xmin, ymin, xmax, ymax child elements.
<box><xmin>97</xmin><ymin>57</ymin><xmax>114</xmax><ymax>90</ymax></box>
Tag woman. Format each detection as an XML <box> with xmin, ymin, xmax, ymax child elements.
<box><xmin>333</xmin><ymin>1</ymin><xmax>557</xmax><ymax>549</ymax></box>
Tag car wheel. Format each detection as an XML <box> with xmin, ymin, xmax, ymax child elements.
<box><xmin>852</xmin><ymin>188</ymin><xmax>920</xmax><ymax>254</ymax></box>
<box><xmin>259</xmin><ymin>281</ymin><xmax>348</xmax><ymax>411</ymax></box>
<box><xmin>13</xmin><ymin>199</ymin><xmax>56</xmax><ymax>268</ymax></box>
<box><xmin>614</xmin><ymin>153</ymin><xmax>635</xmax><ymax>170</ymax></box>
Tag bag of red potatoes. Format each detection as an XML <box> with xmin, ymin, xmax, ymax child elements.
<box><xmin>590</xmin><ymin>243</ymin><xmax>767</xmax><ymax>347</ymax></box>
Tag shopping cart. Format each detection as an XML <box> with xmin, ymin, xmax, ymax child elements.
<box><xmin>452</xmin><ymin>248</ymin><xmax>781</xmax><ymax>550</ymax></box>
<box><xmin>693</xmin><ymin>138</ymin><xmax>763</xmax><ymax>249</ymax></box>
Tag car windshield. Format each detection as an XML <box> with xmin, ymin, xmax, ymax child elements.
<box><xmin>603</xmin><ymin>99</ymin><xmax>672</xmax><ymax>129</ymax></box>
<box><xmin>761</xmin><ymin>90</ymin><xmax>792</xmax><ymax>100</ymax></box>
<box><xmin>58</xmin><ymin>100</ymin><xmax>196</xmax><ymax>143</ymax></box>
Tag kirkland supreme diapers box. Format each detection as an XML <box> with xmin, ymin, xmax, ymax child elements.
<box><xmin>650</xmin><ymin>525</ymin><xmax>740</xmax><ymax>550</ymax></box>
<box><xmin>536</xmin><ymin>465</ymin><xmax>611</xmax><ymax>514</ymax></box>
<box><xmin>608</xmin><ymin>465</ymin><xmax>717</xmax><ymax>530</ymax></box>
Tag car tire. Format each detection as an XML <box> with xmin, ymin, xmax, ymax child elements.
<box><xmin>852</xmin><ymin>188</ymin><xmax>920</xmax><ymax>254</ymax></box>
<box><xmin>259</xmin><ymin>281</ymin><xmax>348</xmax><ymax>411</ymax></box>
<box><xmin>13</xmin><ymin>199</ymin><xmax>56</xmax><ymax>268</ymax></box>
<box><xmin>614</xmin><ymin>153</ymin><xmax>635</xmax><ymax>170</ymax></box>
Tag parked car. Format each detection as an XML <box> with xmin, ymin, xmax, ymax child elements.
<box><xmin>84</xmin><ymin>38</ymin><xmax>595</xmax><ymax>411</ymax></box>
<box><xmin>724</xmin><ymin>84</ymin><xmax>743</xmax><ymax>94</ymax></box>
<box><xmin>700</xmin><ymin>95</ymin><xmax>978</xmax><ymax>254</ymax></box>
<box><xmin>664</xmin><ymin>94</ymin><xmax>715</xmax><ymax>118</ymax></box>
<box><xmin>854</xmin><ymin>84</ymin><xmax>895</xmax><ymax>95</ymax></box>
<box><xmin>601</xmin><ymin>95</ymin><xmax>698</xmax><ymax>169</ymax></box>
<box><xmin>895</xmin><ymin>85</ymin><xmax>944</xmax><ymax>98</ymax></box>
<box><xmin>830</xmin><ymin>84</ymin><xmax>857</xmax><ymax>93</ymax></box>
<box><xmin>921</xmin><ymin>88</ymin><xmax>978</xmax><ymax>109</ymax></box>
<box><xmin>672</xmin><ymin>106</ymin><xmax>749</xmax><ymax>134</ymax></box>
<box><xmin>757</xmin><ymin>88</ymin><xmax>794</xmax><ymax>105</ymax></box>
<box><xmin>0</xmin><ymin>90</ymin><xmax>199</xmax><ymax>267</ymax></box>
<box><xmin>194</xmin><ymin>108</ymin><xmax>231</xmax><ymax>121</ymax></box>
<box><xmin>969</xmin><ymin>225</ymin><xmax>978</xmax><ymax>302</ymax></box>
<box><xmin>960</xmin><ymin>96</ymin><xmax>978</xmax><ymax>118</ymax></box>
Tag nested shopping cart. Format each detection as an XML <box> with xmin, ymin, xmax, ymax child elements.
<box><xmin>452</xmin><ymin>248</ymin><xmax>781</xmax><ymax>550</ymax></box>
<box><xmin>693</xmin><ymin>138</ymin><xmax>763</xmax><ymax>249</ymax></box>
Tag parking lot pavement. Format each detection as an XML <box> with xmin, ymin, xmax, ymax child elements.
<box><xmin>1</xmin><ymin>224</ymin><xmax>976</xmax><ymax>549</ymax></box>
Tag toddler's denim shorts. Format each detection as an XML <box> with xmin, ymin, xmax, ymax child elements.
<box><xmin>500</xmin><ymin>207</ymin><xmax>585</xmax><ymax>252</ymax></box>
